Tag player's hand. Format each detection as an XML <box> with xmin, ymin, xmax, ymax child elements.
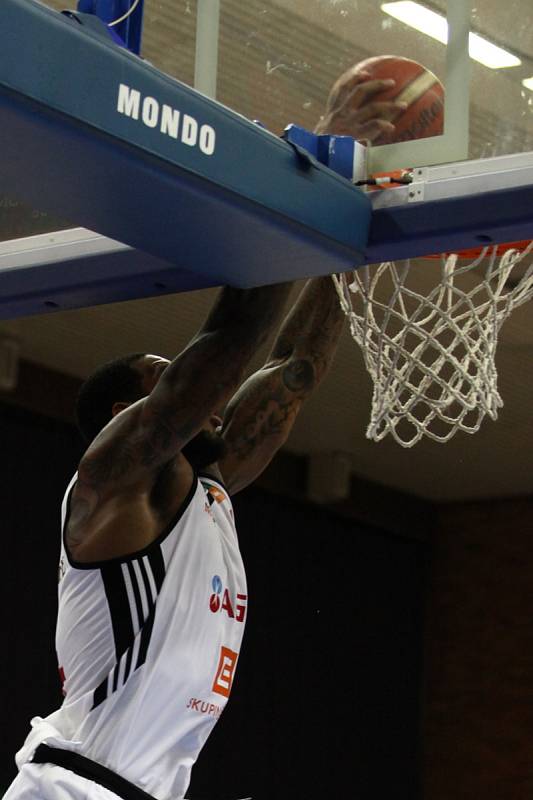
<box><xmin>314</xmin><ymin>69</ymin><xmax>407</xmax><ymax>144</ymax></box>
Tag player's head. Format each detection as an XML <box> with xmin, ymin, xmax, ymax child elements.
<box><xmin>76</xmin><ymin>352</ymin><xmax>148</xmax><ymax>443</ymax></box>
<box><xmin>76</xmin><ymin>353</ymin><xmax>227</xmax><ymax>468</ymax></box>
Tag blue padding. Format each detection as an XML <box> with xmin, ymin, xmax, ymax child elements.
<box><xmin>0</xmin><ymin>250</ymin><xmax>217</xmax><ymax>321</ymax></box>
<box><xmin>366</xmin><ymin>184</ymin><xmax>533</xmax><ymax>262</ymax></box>
<box><xmin>284</xmin><ymin>124</ymin><xmax>356</xmax><ymax>181</ymax></box>
<box><xmin>0</xmin><ymin>0</ymin><xmax>371</xmax><ymax>291</ymax></box>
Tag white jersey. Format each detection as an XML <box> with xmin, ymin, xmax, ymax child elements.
<box><xmin>13</xmin><ymin>472</ymin><xmax>247</xmax><ymax>800</ymax></box>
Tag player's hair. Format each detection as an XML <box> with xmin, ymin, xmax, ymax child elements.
<box><xmin>76</xmin><ymin>353</ymin><xmax>147</xmax><ymax>444</ymax></box>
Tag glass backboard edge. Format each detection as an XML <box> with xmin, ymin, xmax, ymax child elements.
<box><xmin>368</xmin><ymin>0</ymin><xmax>471</xmax><ymax>173</ymax></box>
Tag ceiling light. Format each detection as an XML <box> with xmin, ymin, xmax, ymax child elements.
<box><xmin>468</xmin><ymin>32</ymin><xmax>521</xmax><ymax>69</ymax></box>
<box><xmin>381</xmin><ymin>2</ymin><xmax>521</xmax><ymax>69</ymax></box>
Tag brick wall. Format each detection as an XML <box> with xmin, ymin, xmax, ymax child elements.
<box><xmin>423</xmin><ymin>497</ymin><xmax>533</xmax><ymax>800</ymax></box>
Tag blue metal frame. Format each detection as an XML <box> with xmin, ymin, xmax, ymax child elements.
<box><xmin>0</xmin><ymin>0</ymin><xmax>372</xmax><ymax>318</ymax></box>
<box><xmin>77</xmin><ymin>0</ymin><xmax>144</xmax><ymax>55</ymax></box>
<box><xmin>2</xmin><ymin>0</ymin><xmax>531</xmax><ymax>321</ymax></box>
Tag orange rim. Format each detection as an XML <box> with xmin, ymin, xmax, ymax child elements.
<box><xmin>422</xmin><ymin>241</ymin><xmax>532</xmax><ymax>260</ymax></box>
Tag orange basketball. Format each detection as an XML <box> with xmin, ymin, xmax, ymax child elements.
<box><xmin>354</xmin><ymin>55</ymin><xmax>444</xmax><ymax>145</ymax></box>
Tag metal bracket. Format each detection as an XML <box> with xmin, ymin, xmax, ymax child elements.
<box><xmin>407</xmin><ymin>168</ymin><xmax>427</xmax><ymax>202</ymax></box>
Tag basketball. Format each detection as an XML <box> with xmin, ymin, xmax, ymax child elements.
<box><xmin>354</xmin><ymin>55</ymin><xmax>444</xmax><ymax>145</ymax></box>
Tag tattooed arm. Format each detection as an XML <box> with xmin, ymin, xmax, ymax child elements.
<box><xmin>218</xmin><ymin>276</ymin><xmax>345</xmax><ymax>494</ymax></box>
<box><xmin>76</xmin><ymin>283</ymin><xmax>291</xmax><ymax>497</ymax></box>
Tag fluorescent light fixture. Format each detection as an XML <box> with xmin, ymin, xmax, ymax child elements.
<box><xmin>468</xmin><ymin>32</ymin><xmax>521</xmax><ymax>69</ymax></box>
<box><xmin>382</xmin><ymin>1</ymin><xmax>447</xmax><ymax>43</ymax></box>
<box><xmin>381</xmin><ymin>2</ymin><xmax>521</xmax><ymax>69</ymax></box>
<box><xmin>523</xmin><ymin>77</ymin><xmax>533</xmax><ymax>91</ymax></box>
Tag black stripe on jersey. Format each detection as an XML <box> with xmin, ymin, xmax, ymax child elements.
<box><xmin>131</xmin><ymin>550</ymin><xmax>165</xmax><ymax>671</ymax></box>
<box><xmin>135</xmin><ymin>607</ymin><xmax>155</xmax><ymax>670</ymax></box>
<box><xmin>101</xmin><ymin>563</ymin><xmax>134</xmax><ymax>660</ymax></box>
<box><xmin>112</xmin><ymin>661</ymin><xmax>121</xmax><ymax>693</ymax></box>
<box><xmin>126</xmin><ymin>561</ymin><xmax>145</xmax><ymax>626</ymax></box>
<box><xmin>91</xmin><ymin>547</ymin><xmax>166</xmax><ymax>710</ymax></box>
<box><xmin>123</xmin><ymin>639</ymin><xmax>135</xmax><ymax>684</ymax></box>
<box><xmin>137</xmin><ymin>557</ymin><xmax>155</xmax><ymax>610</ymax></box>
<box><xmin>92</xmin><ymin>677</ymin><xmax>108</xmax><ymax>710</ymax></box>
<box><xmin>148</xmin><ymin>546</ymin><xmax>165</xmax><ymax>594</ymax></box>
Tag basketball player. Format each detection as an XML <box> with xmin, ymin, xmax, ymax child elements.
<box><xmin>314</xmin><ymin>65</ymin><xmax>408</xmax><ymax>142</ymax></box>
<box><xmin>5</xmin><ymin>276</ymin><xmax>348</xmax><ymax>800</ymax></box>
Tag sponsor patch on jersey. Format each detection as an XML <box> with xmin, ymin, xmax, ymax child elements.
<box><xmin>212</xmin><ymin>645</ymin><xmax>239</xmax><ymax>698</ymax></box>
<box><xmin>186</xmin><ymin>697</ymin><xmax>223</xmax><ymax>718</ymax></box>
<box><xmin>209</xmin><ymin>575</ymin><xmax>247</xmax><ymax>622</ymax></box>
<box><xmin>58</xmin><ymin>666</ymin><xmax>66</xmax><ymax>697</ymax></box>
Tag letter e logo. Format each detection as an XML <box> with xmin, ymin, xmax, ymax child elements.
<box><xmin>212</xmin><ymin>646</ymin><xmax>239</xmax><ymax>698</ymax></box>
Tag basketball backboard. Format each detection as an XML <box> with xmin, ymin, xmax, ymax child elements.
<box><xmin>206</xmin><ymin>0</ymin><xmax>532</xmax><ymax>172</ymax></box>
<box><xmin>165</xmin><ymin>0</ymin><xmax>531</xmax><ymax>172</ymax></box>
<box><xmin>2</xmin><ymin>0</ymin><xmax>531</xmax><ymax>244</ymax></box>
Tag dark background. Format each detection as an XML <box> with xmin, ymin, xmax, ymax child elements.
<box><xmin>0</xmin><ymin>400</ymin><xmax>428</xmax><ymax>800</ymax></box>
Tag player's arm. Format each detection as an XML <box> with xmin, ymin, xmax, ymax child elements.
<box><xmin>218</xmin><ymin>276</ymin><xmax>345</xmax><ymax>494</ymax></box>
<box><xmin>76</xmin><ymin>284</ymin><xmax>291</xmax><ymax>495</ymax></box>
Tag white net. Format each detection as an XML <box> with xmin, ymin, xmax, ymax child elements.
<box><xmin>333</xmin><ymin>242</ymin><xmax>533</xmax><ymax>447</ymax></box>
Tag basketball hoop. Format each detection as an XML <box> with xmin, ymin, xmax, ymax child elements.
<box><xmin>333</xmin><ymin>241</ymin><xmax>533</xmax><ymax>447</ymax></box>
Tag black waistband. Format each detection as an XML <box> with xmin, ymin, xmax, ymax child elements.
<box><xmin>32</xmin><ymin>743</ymin><xmax>157</xmax><ymax>800</ymax></box>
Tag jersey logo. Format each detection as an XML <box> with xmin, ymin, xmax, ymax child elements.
<box><xmin>212</xmin><ymin>646</ymin><xmax>239</xmax><ymax>698</ymax></box>
<box><xmin>186</xmin><ymin>697</ymin><xmax>223</xmax><ymax>719</ymax></box>
<box><xmin>201</xmin><ymin>480</ymin><xmax>235</xmax><ymax>522</ymax></box>
<box><xmin>204</xmin><ymin>500</ymin><xmax>216</xmax><ymax>524</ymax></box>
<box><xmin>206</xmin><ymin>484</ymin><xmax>227</xmax><ymax>505</ymax></box>
<box><xmin>209</xmin><ymin>575</ymin><xmax>247</xmax><ymax>622</ymax></box>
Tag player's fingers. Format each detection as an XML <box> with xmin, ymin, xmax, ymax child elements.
<box><xmin>346</xmin><ymin>77</ymin><xmax>397</xmax><ymax>107</ymax></box>
<box><xmin>337</xmin><ymin>69</ymin><xmax>373</xmax><ymax>92</ymax></box>
<box><xmin>356</xmin><ymin>100</ymin><xmax>408</xmax><ymax>123</ymax></box>
<box><xmin>315</xmin><ymin>107</ymin><xmax>397</xmax><ymax>139</ymax></box>
<box><xmin>326</xmin><ymin>70</ymin><xmax>373</xmax><ymax>108</ymax></box>
<box><xmin>356</xmin><ymin>119</ymin><xmax>397</xmax><ymax>144</ymax></box>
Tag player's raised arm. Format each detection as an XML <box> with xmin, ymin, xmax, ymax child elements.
<box><xmin>76</xmin><ymin>283</ymin><xmax>291</xmax><ymax>494</ymax></box>
<box><xmin>218</xmin><ymin>275</ymin><xmax>345</xmax><ymax>494</ymax></box>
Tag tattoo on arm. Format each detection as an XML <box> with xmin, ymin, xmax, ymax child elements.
<box><xmin>68</xmin><ymin>497</ymin><xmax>93</xmax><ymax>531</ymax></box>
<box><xmin>78</xmin><ymin>400</ymin><xmax>196</xmax><ymax>493</ymax></box>
<box><xmin>269</xmin><ymin>277</ymin><xmax>345</xmax><ymax>384</ymax></box>
<box><xmin>282</xmin><ymin>359</ymin><xmax>315</xmax><ymax>392</ymax></box>
<box><xmin>228</xmin><ymin>392</ymin><xmax>298</xmax><ymax>462</ymax></box>
<box><xmin>222</xmin><ymin>358</ymin><xmax>315</xmax><ymax>466</ymax></box>
<box><xmin>138</xmin><ymin>414</ymin><xmax>188</xmax><ymax>469</ymax></box>
<box><xmin>80</xmin><ymin>435</ymin><xmax>138</xmax><ymax>487</ymax></box>
<box><xmin>67</xmin><ymin>486</ymin><xmax>99</xmax><ymax>547</ymax></box>
<box><xmin>74</xmin><ymin>283</ymin><xmax>292</xmax><ymax>498</ymax></box>
<box><xmin>220</xmin><ymin>278</ymin><xmax>346</xmax><ymax>490</ymax></box>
